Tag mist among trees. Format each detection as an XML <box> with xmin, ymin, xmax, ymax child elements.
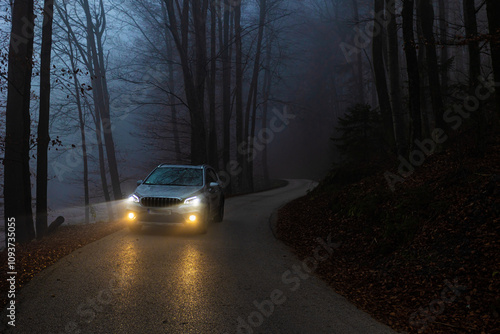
<box><xmin>1</xmin><ymin>0</ymin><xmax>499</xmax><ymax>244</ymax></box>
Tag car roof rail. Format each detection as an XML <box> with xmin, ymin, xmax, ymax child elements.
<box><xmin>157</xmin><ymin>163</ymin><xmax>207</xmax><ymax>169</ymax></box>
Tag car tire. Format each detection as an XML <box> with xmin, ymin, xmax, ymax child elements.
<box><xmin>195</xmin><ymin>208</ymin><xmax>209</xmax><ymax>234</ymax></box>
<box><xmin>214</xmin><ymin>197</ymin><xmax>224</xmax><ymax>223</ymax></box>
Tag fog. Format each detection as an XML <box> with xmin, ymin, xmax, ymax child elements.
<box><xmin>1</xmin><ymin>0</ymin><xmax>494</xmax><ymax>227</ymax></box>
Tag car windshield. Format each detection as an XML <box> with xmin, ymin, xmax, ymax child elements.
<box><xmin>144</xmin><ymin>167</ymin><xmax>203</xmax><ymax>186</ymax></box>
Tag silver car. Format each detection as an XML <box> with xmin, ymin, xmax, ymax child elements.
<box><xmin>126</xmin><ymin>164</ymin><xmax>225</xmax><ymax>234</ymax></box>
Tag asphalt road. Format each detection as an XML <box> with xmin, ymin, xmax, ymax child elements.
<box><xmin>2</xmin><ymin>180</ymin><xmax>397</xmax><ymax>334</ymax></box>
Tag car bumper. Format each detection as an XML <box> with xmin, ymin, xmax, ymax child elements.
<box><xmin>125</xmin><ymin>202</ymin><xmax>205</xmax><ymax>227</ymax></box>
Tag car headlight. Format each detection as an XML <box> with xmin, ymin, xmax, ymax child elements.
<box><xmin>128</xmin><ymin>194</ymin><xmax>140</xmax><ymax>203</ymax></box>
<box><xmin>184</xmin><ymin>196</ymin><xmax>201</xmax><ymax>206</ymax></box>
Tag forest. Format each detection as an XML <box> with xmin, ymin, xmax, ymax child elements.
<box><xmin>1</xmin><ymin>0</ymin><xmax>499</xmax><ymax>244</ymax></box>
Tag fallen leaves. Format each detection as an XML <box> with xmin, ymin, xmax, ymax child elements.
<box><xmin>277</xmin><ymin>129</ymin><xmax>500</xmax><ymax>333</ymax></box>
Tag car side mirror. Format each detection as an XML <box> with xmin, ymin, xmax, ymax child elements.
<box><xmin>208</xmin><ymin>182</ymin><xmax>219</xmax><ymax>193</ymax></box>
<box><xmin>137</xmin><ymin>180</ymin><xmax>143</xmax><ymax>186</ymax></box>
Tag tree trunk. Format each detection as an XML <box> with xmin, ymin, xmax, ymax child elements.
<box><xmin>47</xmin><ymin>216</ymin><xmax>65</xmax><ymax>234</ymax></box>
<box><xmin>165</xmin><ymin>0</ymin><xmax>207</xmax><ymax>165</ymax></box>
<box><xmin>416</xmin><ymin>1</ymin><xmax>431</xmax><ymax>138</ymax></box>
<box><xmin>168</xmin><ymin>46</ymin><xmax>182</xmax><ymax>163</ymax></box>
<box><xmin>59</xmin><ymin>1</ymin><xmax>92</xmax><ymax>222</ymax></box>
<box><xmin>68</xmin><ymin>38</ymin><xmax>90</xmax><ymax>224</ymax></box>
<box><xmin>246</xmin><ymin>0</ymin><xmax>267</xmax><ymax>191</ymax></box>
<box><xmin>90</xmin><ymin>102</ymin><xmax>114</xmax><ymax>219</ymax></box>
<box><xmin>419</xmin><ymin>0</ymin><xmax>445</xmax><ymax>130</ymax></box>
<box><xmin>351</xmin><ymin>0</ymin><xmax>364</xmax><ymax>103</ymax></box>
<box><xmin>222</xmin><ymin>4</ymin><xmax>232</xmax><ymax>171</ymax></box>
<box><xmin>82</xmin><ymin>6</ymin><xmax>114</xmax><ymax>219</ymax></box>
<box><xmin>402</xmin><ymin>0</ymin><xmax>422</xmax><ymax>145</ymax></box>
<box><xmin>94</xmin><ymin>0</ymin><xmax>122</xmax><ymax>200</ymax></box>
<box><xmin>438</xmin><ymin>0</ymin><xmax>448</xmax><ymax>97</ymax></box>
<box><xmin>76</xmin><ymin>0</ymin><xmax>122</xmax><ymax>201</ymax></box>
<box><xmin>234</xmin><ymin>3</ymin><xmax>244</xmax><ymax>191</ymax></box>
<box><xmin>4</xmin><ymin>0</ymin><xmax>36</xmax><ymax>244</ymax></box>
<box><xmin>77</xmin><ymin>96</ymin><xmax>90</xmax><ymax>225</ymax></box>
<box><xmin>57</xmin><ymin>0</ymin><xmax>113</xmax><ymax>218</ymax></box>
<box><xmin>191</xmin><ymin>0</ymin><xmax>209</xmax><ymax>164</ymax></box>
<box><xmin>465</xmin><ymin>0</ymin><xmax>485</xmax><ymax>150</ymax></box>
<box><xmin>385</xmin><ymin>0</ymin><xmax>407</xmax><ymax>155</ymax></box>
<box><xmin>160</xmin><ymin>1</ymin><xmax>182</xmax><ymax>162</ymax></box>
<box><xmin>372</xmin><ymin>0</ymin><xmax>394</xmax><ymax>149</ymax></box>
<box><xmin>463</xmin><ymin>0</ymin><xmax>481</xmax><ymax>92</ymax></box>
<box><xmin>36</xmin><ymin>0</ymin><xmax>54</xmax><ymax>239</ymax></box>
<box><xmin>208</xmin><ymin>3</ymin><xmax>219</xmax><ymax>170</ymax></box>
<box><xmin>261</xmin><ymin>32</ymin><xmax>273</xmax><ymax>185</ymax></box>
<box><xmin>486</xmin><ymin>0</ymin><xmax>500</xmax><ymax>119</ymax></box>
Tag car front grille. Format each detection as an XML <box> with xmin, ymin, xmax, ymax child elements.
<box><xmin>140</xmin><ymin>197</ymin><xmax>181</xmax><ymax>208</ymax></box>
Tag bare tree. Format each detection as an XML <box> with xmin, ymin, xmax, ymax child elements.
<box><xmin>486</xmin><ymin>0</ymin><xmax>500</xmax><ymax>120</ymax></box>
<box><xmin>402</xmin><ymin>0</ymin><xmax>422</xmax><ymax>144</ymax></box>
<box><xmin>161</xmin><ymin>1</ymin><xmax>183</xmax><ymax>162</ymax></box>
<box><xmin>372</xmin><ymin>0</ymin><xmax>394</xmax><ymax>149</ymax></box>
<box><xmin>464</xmin><ymin>0</ymin><xmax>481</xmax><ymax>90</ymax></box>
<box><xmin>416</xmin><ymin>0</ymin><xmax>430</xmax><ymax>137</ymax></box>
<box><xmin>234</xmin><ymin>2</ymin><xmax>244</xmax><ymax>190</ymax></box>
<box><xmin>463</xmin><ymin>0</ymin><xmax>487</xmax><ymax>149</ymax></box>
<box><xmin>4</xmin><ymin>0</ymin><xmax>36</xmax><ymax>244</ymax></box>
<box><xmin>67</xmin><ymin>32</ymin><xmax>91</xmax><ymax>224</ymax></box>
<box><xmin>351</xmin><ymin>0</ymin><xmax>364</xmax><ymax>103</ymax></box>
<box><xmin>244</xmin><ymin>0</ymin><xmax>268</xmax><ymax>191</ymax></box>
<box><xmin>438</xmin><ymin>0</ymin><xmax>448</xmax><ymax>97</ymax></box>
<box><xmin>221</xmin><ymin>2</ymin><xmax>232</xmax><ymax>171</ymax></box>
<box><xmin>164</xmin><ymin>0</ymin><xmax>208</xmax><ymax>165</ymax></box>
<box><xmin>36</xmin><ymin>0</ymin><xmax>54</xmax><ymax>238</ymax></box>
<box><xmin>55</xmin><ymin>0</ymin><xmax>116</xmax><ymax>219</ymax></box>
<box><xmin>81</xmin><ymin>0</ymin><xmax>122</xmax><ymax>200</ymax></box>
<box><xmin>418</xmin><ymin>0</ymin><xmax>445</xmax><ymax>130</ymax></box>
<box><xmin>385</xmin><ymin>0</ymin><xmax>407</xmax><ymax>155</ymax></box>
<box><xmin>261</xmin><ymin>26</ymin><xmax>275</xmax><ymax>184</ymax></box>
<box><xmin>207</xmin><ymin>2</ymin><xmax>219</xmax><ymax>170</ymax></box>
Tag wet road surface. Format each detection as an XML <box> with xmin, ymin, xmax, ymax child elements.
<box><xmin>3</xmin><ymin>180</ymin><xmax>397</xmax><ymax>334</ymax></box>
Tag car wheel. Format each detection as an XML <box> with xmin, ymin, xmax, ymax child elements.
<box><xmin>194</xmin><ymin>207</ymin><xmax>209</xmax><ymax>234</ymax></box>
<box><xmin>214</xmin><ymin>197</ymin><xmax>224</xmax><ymax>223</ymax></box>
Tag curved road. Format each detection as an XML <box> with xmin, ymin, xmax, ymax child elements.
<box><xmin>3</xmin><ymin>180</ymin><xmax>396</xmax><ymax>334</ymax></box>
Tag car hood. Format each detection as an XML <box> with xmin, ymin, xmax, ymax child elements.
<box><xmin>134</xmin><ymin>184</ymin><xmax>203</xmax><ymax>200</ymax></box>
